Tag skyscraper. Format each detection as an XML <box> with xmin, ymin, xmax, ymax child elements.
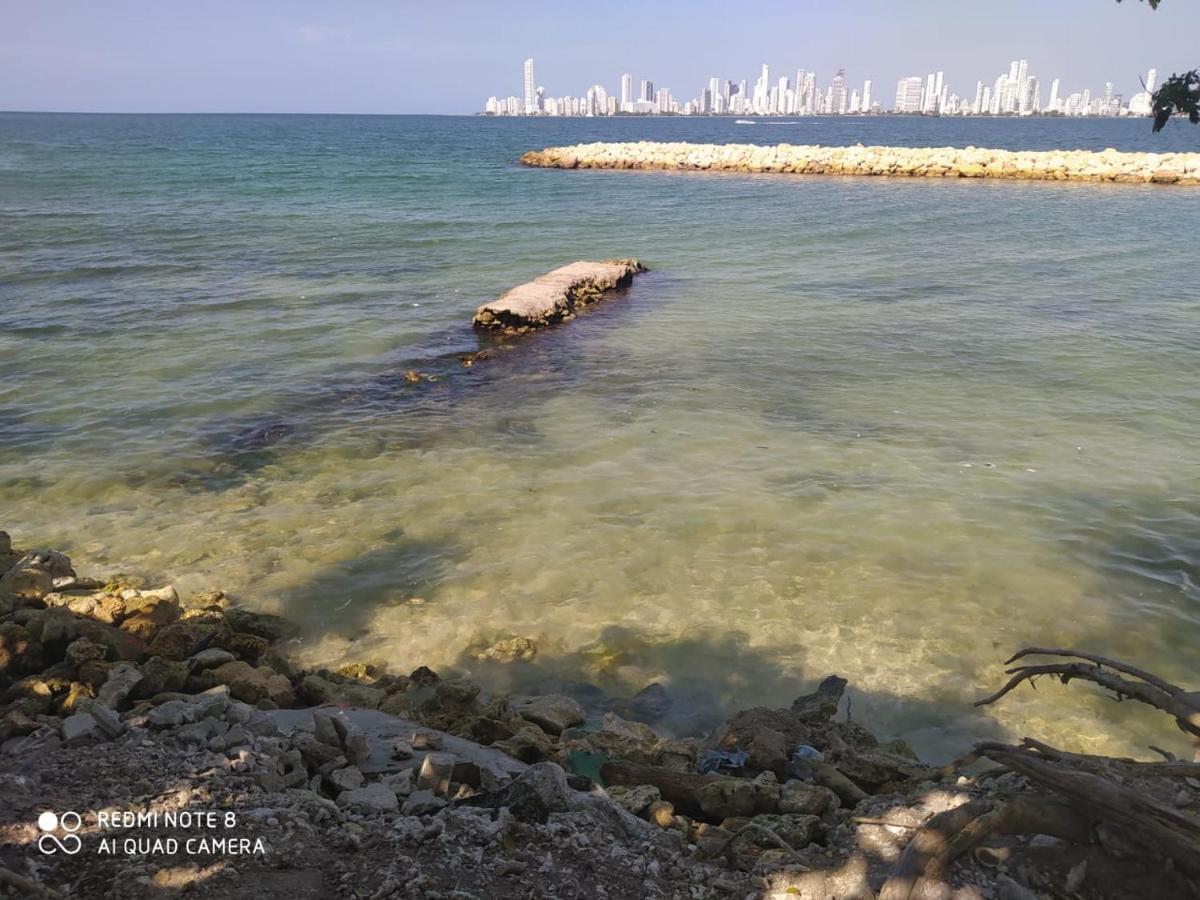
<box><xmin>992</xmin><ymin>74</ymin><xmax>1008</xmax><ymax>114</ymax></box>
<box><xmin>523</xmin><ymin>58</ymin><xmax>536</xmax><ymax>115</ymax></box>
<box><xmin>1047</xmin><ymin>78</ymin><xmax>1060</xmax><ymax>113</ymax></box>
<box><xmin>861</xmin><ymin>80</ymin><xmax>872</xmax><ymax>113</ymax></box>
<box><xmin>753</xmin><ymin>64</ymin><xmax>770</xmax><ymax>114</ymax></box>
<box><xmin>830</xmin><ymin>69</ymin><xmax>847</xmax><ymax>115</ymax></box>
<box><xmin>620</xmin><ymin>73</ymin><xmax>633</xmax><ymax>112</ymax></box>
<box><xmin>710</xmin><ymin>77</ymin><xmax>723</xmax><ymax>114</ymax></box>
<box><xmin>585</xmin><ymin>84</ymin><xmax>607</xmax><ymax>117</ymax></box>
<box><xmin>1021</xmin><ymin>76</ymin><xmax>1039</xmax><ymax>115</ymax></box>
<box><xmin>895</xmin><ymin>76</ymin><xmax>924</xmax><ymax>113</ymax></box>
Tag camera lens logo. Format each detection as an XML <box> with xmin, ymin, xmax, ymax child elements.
<box><xmin>37</xmin><ymin>811</ymin><xmax>82</xmax><ymax>855</ymax></box>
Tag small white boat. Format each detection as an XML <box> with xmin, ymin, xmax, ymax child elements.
<box><xmin>735</xmin><ymin>119</ymin><xmax>756</xmax><ymax>125</ymax></box>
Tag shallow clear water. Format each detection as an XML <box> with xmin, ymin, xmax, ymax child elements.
<box><xmin>2</xmin><ymin>113</ymin><xmax>1198</xmax><ymax>760</ymax></box>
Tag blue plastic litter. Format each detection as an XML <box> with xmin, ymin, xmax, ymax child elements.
<box><xmin>789</xmin><ymin>744</ymin><xmax>825</xmax><ymax>781</ymax></box>
<box><xmin>698</xmin><ymin>749</ymin><xmax>750</xmax><ymax>775</ymax></box>
<box><xmin>793</xmin><ymin>745</ymin><xmax>823</xmax><ymax>763</ymax></box>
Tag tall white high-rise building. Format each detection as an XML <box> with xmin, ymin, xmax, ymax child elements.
<box><xmin>972</xmin><ymin>81</ymin><xmax>985</xmax><ymax>114</ymax></box>
<box><xmin>620</xmin><ymin>73</ymin><xmax>633</xmax><ymax>112</ymax></box>
<box><xmin>1046</xmin><ymin>78</ymin><xmax>1060</xmax><ymax>113</ymax></box>
<box><xmin>753</xmin><ymin>64</ymin><xmax>770</xmax><ymax>114</ymax></box>
<box><xmin>895</xmin><ymin>76</ymin><xmax>924</xmax><ymax>113</ymax></box>
<box><xmin>1020</xmin><ymin>76</ymin><xmax>1039</xmax><ymax>115</ymax></box>
<box><xmin>1006</xmin><ymin>60</ymin><xmax>1020</xmax><ymax>111</ymax></box>
<box><xmin>922</xmin><ymin>73</ymin><xmax>937</xmax><ymax>113</ymax></box>
<box><xmin>830</xmin><ymin>69</ymin><xmax>847</xmax><ymax>114</ymax></box>
<box><xmin>523</xmin><ymin>58</ymin><xmax>536</xmax><ymax>115</ymax></box>
<box><xmin>861</xmin><ymin>80</ymin><xmax>872</xmax><ymax>113</ymax></box>
<box><xmin>585</xmin><ymin>84</ymin><xmax>608</xmax><ymax>117</ymax></box>
<box><xmin>991</xmin><ymin>74</ymin><xmax>1008</xmax><ymax>114</ymax></box>
<box><xmin>792</xmin><ymin>70</ymin><xmax>816</xmax><ymax>114</ymax></box>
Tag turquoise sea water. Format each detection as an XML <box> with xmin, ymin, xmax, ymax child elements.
<box><xmin>2</xmin><ymin>113</ymin><xmax>1198</xmax><ymax>759</ymax></box>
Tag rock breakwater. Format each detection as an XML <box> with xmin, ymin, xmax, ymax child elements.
<box><xmin>522</xmin><ymin>142</ymin><xmax>1200</xmax><ymax>185</ymax></box>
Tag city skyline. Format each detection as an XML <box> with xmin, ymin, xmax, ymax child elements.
<box><xmin>2</xmin><ymin>0</ymin><xmax>1197</xmax><ymax>114</ymax></box>
<box><xmin>485</xmin><ymin>57</ymin><xmax>1160</xmax><ymax>119</ymax></box>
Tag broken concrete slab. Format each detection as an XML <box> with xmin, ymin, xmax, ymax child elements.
<box><xmin>472</xmin><ymin>259</ymin><xmax>646</xmax><ymax>332</ymax></box>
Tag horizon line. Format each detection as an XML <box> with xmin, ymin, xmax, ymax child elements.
<box><xmin>0</xmin><ymin>109</ymin><xmax>1160</xmax><ymax>121</ymax></box>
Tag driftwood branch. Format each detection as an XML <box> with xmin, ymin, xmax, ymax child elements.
<box><xmin>880</xmin><ymin>795</ymin><xmax>1090</xmax><ymax>900</ymax></box>
<box><xmin>695</xmin><ymin>821</ymin><xmax>812</xmax><ymax>869</ymax></box>
<box><xmin>1015</xmin><ymin>737</ymin><xmax>1200</xmax><ymax>778</ymax></box>
<box><xmin>950</xmin><ymin>737</ymin><xmax>1200</xmax><ymax>781</ymax></box>
<box><xmin>1004</xmin><ymin>647</ymin><xmax>1184</xmax><ymax>694</ymax></box>
<box><xmin>973</xmin><ymin>647</ymin><xmax>1200</xmax><ymax>741</ymax></box>
<box><xmin>972</xmin><ymin>743</ymin><xmax>1200</xmax><ymax>877</ymax></box>
<box><xmin>901</xmin><ymin>649</ymin><xmax>1200</xmax><ymax>897</ymax></box>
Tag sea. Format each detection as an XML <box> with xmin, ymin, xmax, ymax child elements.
<box><xmin>2</xmin><ymin>112</ymin><xmax>1197</xmax><ymax>760</ymax></box>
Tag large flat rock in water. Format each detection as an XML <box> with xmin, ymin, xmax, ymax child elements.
<box><xmin>473</xmin><ymin>259</ymin><xmax>645</xmax><ymax>331</ymax></box>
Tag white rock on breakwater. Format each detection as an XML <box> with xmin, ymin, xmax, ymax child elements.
<box><xmin>473</xmin><ymin>259</ymin><xmax>646</xmax><ymax>331</ymax></box>
<box><xmin>521</xmin><ymin>141</ymin><xmax>1200</xmax><ymax>185</ymax></box>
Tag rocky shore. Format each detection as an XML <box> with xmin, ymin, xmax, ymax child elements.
<box><xmin>1</xmin><ymin>530</ymin><xmax>1195</xmax><ymax>899</ymax></box>
<box><xmin>521</xmin><ymin>142</ymin><xmax>1200</xmax><ymax>185</ymax></box>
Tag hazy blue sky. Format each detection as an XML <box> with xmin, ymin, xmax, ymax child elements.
<box><xmin>2</xmin><ymin>0</ymin><xmax>1197</xmax><ymax>114</ymax></box>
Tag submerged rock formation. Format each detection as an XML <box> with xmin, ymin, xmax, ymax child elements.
<box><xmin>473</xmin><ymin>259</ymin><xmax>646</xmax><ymax>332</ymax></box>
<box><xmin>522</xmin><ymin>142</ymin><xmax>1200</xmax><ymax>185</ymax></box>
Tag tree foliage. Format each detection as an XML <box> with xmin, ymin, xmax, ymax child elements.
<box><xmin>1151</xmin><ymin>71</ymin><xmax>1200</xmax><ymax>131</ymax></box>
<box><xmin>1116</xmin><ymin>0</ymin><xmax>1198</xmax><ymax>129</ymax></box>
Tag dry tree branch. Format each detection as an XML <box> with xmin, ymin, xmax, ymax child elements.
<box><xmin>1011</xmin><ymin>737</ymin><xmax>1200</xmax><ymax>778</ymax></box>
<box><xmin>1004</xmin><ymin>648</ymin><xmax>1187</xmax><ymax>696</ymax></box>
<box><xmin>974</xmin><ymin>743</ymin><xmax>1200</xmax><ymax>879</ymax></box>
<box><xmin>695</xmin><ymin>821</ymin><xmax>811</xmax><ymax>869</ymax></box>
<box><xmin>903</xmin><ymin>649</ymin><xmax>1200</xmax><ymax>898</ymax></box>
<box><xmin>973</xmin><ymin>648</ymin><xmax>1200</xmax><ymax>741</ymax></box>
<box><xmin>879</xmin><ymin>795</ymin><xmax>1092</xmax><ymax>900</ymax></box>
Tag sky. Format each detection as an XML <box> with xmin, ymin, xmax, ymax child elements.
<box><xmin>2</xmin><ymin>0</ymin><xmax>1197</xmax><ymax>114</ymax></box>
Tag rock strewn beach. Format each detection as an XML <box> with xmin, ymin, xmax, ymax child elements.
<box><xmin>2</xmin><ymin>531</ymin><xmax>1198</xmax><ymax>898</ymax></box>
<box><xmin>522</xmin><ymin>142</ymin><xmax>1200</xmax><ymax>184</ymax></box>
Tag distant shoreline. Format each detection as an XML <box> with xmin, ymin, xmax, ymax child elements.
<box><xmin>0</xmin><ymin>109</ymin><xmax>1163</xmax><ymax>120</ymax></box>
